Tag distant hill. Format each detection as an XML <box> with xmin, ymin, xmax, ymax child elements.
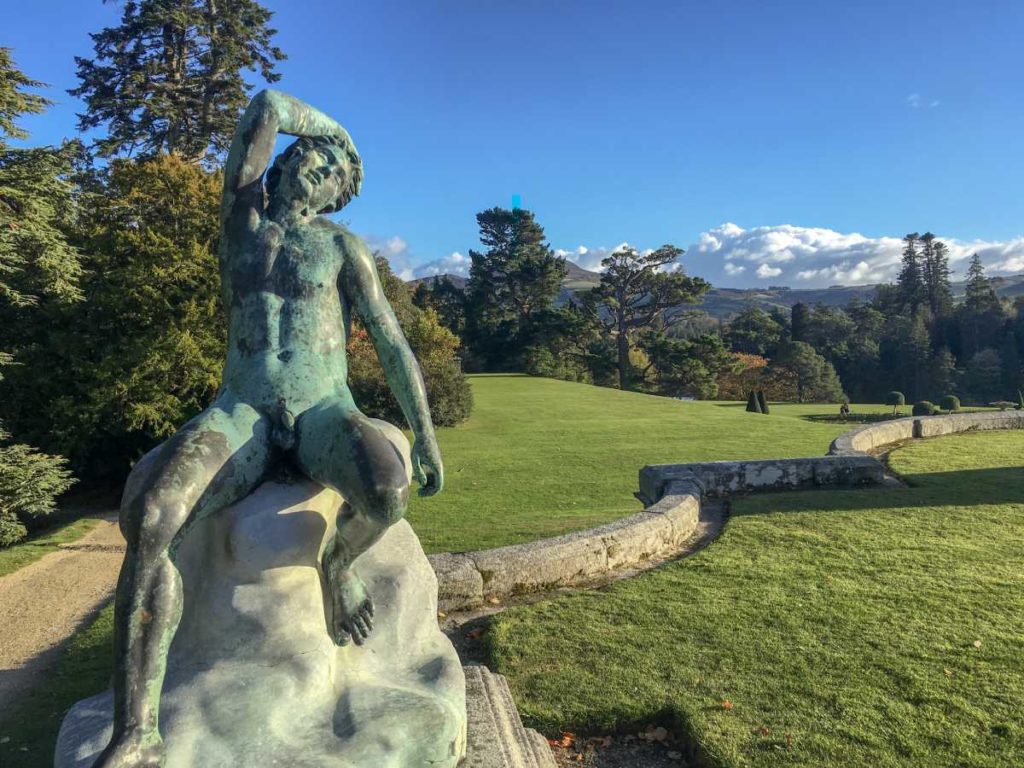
<box><xmin>407</xmin><ymin>263</ymin><xmax>1024</xmax><ymax>321</ymax></box>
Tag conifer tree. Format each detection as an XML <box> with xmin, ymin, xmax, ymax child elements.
<box><xmin>581</xmin><ymin>245</ymin><xmax>710</xmax><ymax>390</ymax></box>
<box><xmin>896</xmin><ymin>232</ymin><xmax>925</xmax><ymax>313</ymax></box>
<box><xmin>464</xmin><ymin>207</ymin><xmax>567</xmax><ymax>370</ymax></box>
<box><xmin>920</xmin><ymin>233</ymin><xmax>953</xmax><ymax>319</ymax></box>
<box><xmin>0</xmin><ymin>49</ymin><xmax>77</xmax><ymax>544</ymax></box>
<box><xmin>70</xmin><ymin>0</ymin><xmax>285</xmax><ymax>161</ymax></box>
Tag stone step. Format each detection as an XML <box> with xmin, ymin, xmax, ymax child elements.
<box><xmin>462</xmin><ymin>664</ymin><xmax>556</xmax><ymax>768</ymax></box>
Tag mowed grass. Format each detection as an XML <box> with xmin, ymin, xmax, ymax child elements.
<box><xmin>0</xmin><ymin>518</ymin><xmax>101</xmax><ymax>579</ymax></box>
<box><xmin>487</xmin><ymin>431</ymin><xmax>1024</xmax><ymax>767</ymax></box>
<box><xmin>407</xmin><ymin>375</ymin><xmax>882</xmax><ymax>552</ymax></box>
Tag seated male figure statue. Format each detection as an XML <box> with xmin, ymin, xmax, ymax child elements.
<box><xmin>94</xmin><ymin>89</ymin><xmax>444</xmax><ymax>768</ymax></box>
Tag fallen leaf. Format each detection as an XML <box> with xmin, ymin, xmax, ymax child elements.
<box><xmin>944</xmin><ymin>668</ymin><xmax>953</xmax><ymax>677</ymax></box>
<box><xmin>755</xmin><ymin>726</ymin><xmax>772</xmax><ymax>737</ymax></box>
<box><xmin>437</xmin><ymin>611</ymin><xmax>447</xmax><ymax>619</ymax></box>
<box><xmin>785</xmin><ymin>733</ymin><xmax>794</xmax><ymax>748</ymax></box>
<box><xmin>973</xmin><ymin>639</ymin><xmax>983</xmax><ymax>648</ymax></box>
<box><xmin>487</xmin><ymin>596</ymin><xmax>501</xmax><ymax>605</ymax></box>
<box><xmin>721</xmin><ymin>699</ymin><xmax>734</xmax><ymax>711</ymax></box>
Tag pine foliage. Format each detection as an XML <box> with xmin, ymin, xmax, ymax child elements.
<box><xmin>70</xmin><ymin>0</ymin><xmax>285</xmax><ymax>160</ymax></box>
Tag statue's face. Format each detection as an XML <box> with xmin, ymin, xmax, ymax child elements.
<box><xmin>278</xmin><ymin>143</ymin><xmax>351</xmax><ymax>213</ymax></box>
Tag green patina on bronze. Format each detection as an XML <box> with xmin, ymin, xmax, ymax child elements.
<box><xmin>92</xmin><ymin>90</ymin><xmax>443</xmax><ymax>768</ymax></box>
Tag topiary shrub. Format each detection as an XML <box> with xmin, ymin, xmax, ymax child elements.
<box><xmin>939</xmin><ymin>395</ymin><xmax>960</xmax><ymax>413</ymax></box>
<box><xmin>1017</xmin><ymin>389</ymin><xmax>1024</xmax><ymax>411</ymax></box>
<box><xmin>756</xmin><ymin>389</ymin><xmax>769</xmax><ymax>414</ymax></box>
<box><xmin>885</xmin><ymin>391</ymin><xmax>905</xmax><ymax>416</ymax></box>
<box><xmin>912</xmin><ymin>400</ymin><xmax>938</xmax><ymax>416</ymax></box>
<box><xmin>745</xmin><ymin>390</ymin><xmax>762</xmax><ymax>413</ymax></box>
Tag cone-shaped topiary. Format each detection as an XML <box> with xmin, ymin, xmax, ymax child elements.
<box><xmin>746</xmin><ymin>390</ymin><xmax>762</xmax><ymax>413</ymax></box>
<box><xmin>757</xmin><ymin>390</ymin><xmax>769</xmax><ymax>414</ymax></box>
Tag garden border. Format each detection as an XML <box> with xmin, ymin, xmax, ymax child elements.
<box><xmin>429</xmin><ymin>410</ymin><xmax>1024</xmax><ymax>613</ymax></box>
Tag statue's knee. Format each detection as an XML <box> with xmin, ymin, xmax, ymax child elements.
<box><xmin>369</xmin><ymin>480</ymin><xmax>409</xmax><ymax>527</ymax></box>
<box><xmin>125</xmin><ymin>494</ymin><xmax>186</xmax><ymax>555</ymax></box>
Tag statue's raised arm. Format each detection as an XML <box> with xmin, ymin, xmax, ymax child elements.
<box><xmin>221</xmin><ymin>89</ymin><xmax>357</xmax><ymax>230</ymax></box>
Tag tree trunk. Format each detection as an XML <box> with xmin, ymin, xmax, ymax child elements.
<box><xmin>617</xmin><ymin>326</ymin><xmax>629</xmax><ymax>390</ymax></box>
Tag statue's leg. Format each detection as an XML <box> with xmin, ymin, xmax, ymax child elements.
<box><xmin>93</xmin><ymin>396</ymin><xmax>271</xmax><ymax>768</ymax></box>
<box><xmin>294</xmin><ymin>395</ymin><xmax>409</xmax><ymax>646</ymax></box>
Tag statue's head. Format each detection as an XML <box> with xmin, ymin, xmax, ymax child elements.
<box><xmin>266</xmin><ymin>134</ymin><xmax>363</xmax><ymax>215</ymax></box>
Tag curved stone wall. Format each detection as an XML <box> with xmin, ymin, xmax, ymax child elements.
<box><xmin>829</xmin><ymin>410</ymin><xmax>1024</xmax><ymax>456</ymax></box>
<box><xmin>432</xmin><ymin>410</ymin><xmax>1024</xmax><ymax>613</ymax></box>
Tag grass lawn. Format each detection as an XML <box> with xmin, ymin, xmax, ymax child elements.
<box><xmin>0</xmin><ymin>518</ymin><xmax>101</xmax><ymax>579</ymax></box>
<box><xmin>407</xmin><ymin>375</ymin><xmax>887</xmax><ymax>552</ymax></box>
<box><xmin>487</xmin><ymin>430</ymin><xmax>1024</xmax><ymax>767</ymax></box>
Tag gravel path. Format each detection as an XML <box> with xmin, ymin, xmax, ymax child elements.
<box><xmin>0</xmin><ymin>514</ymin><xmax>124</xmax><ymax>723</ymax></box>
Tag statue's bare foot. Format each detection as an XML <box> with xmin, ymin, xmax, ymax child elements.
<box><xmin>322</xmin><ymin>546</ymin><xmax>374</xmax><ymax>646</ymax></box>
<box><xmin>92</xmin><ymin>731</ymin><xmax>164</xmax><ymax>768</ymax></box>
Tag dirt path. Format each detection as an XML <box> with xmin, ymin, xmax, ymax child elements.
<box><xmin>0</xmin><ymin>515</ymin><xmax>124</xmax><ymax>723</ymax></box>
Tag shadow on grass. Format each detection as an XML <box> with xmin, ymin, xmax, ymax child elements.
<box><xmin>730</xmin><ymin>465</ymin><xmax>1024</xmax><ymax>516</ymax></box>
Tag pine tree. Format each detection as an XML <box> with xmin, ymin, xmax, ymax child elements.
<box><xmin>464</xmin><ymin>207</ymin><xmax>567</xmax><ymax>371</ymax></box>
<box><xmin>920</xmin><ymin>233</ymin><xmax>953</xmax><ymax>319</ymax></box>
<box><xmin>580</xmin><ymin>245</ymin><xmax>710</xmax><ymax>390</ymax></box>
<box><xmin>0</xmin><ymin>49</ymin><xmax>79</xmax><ymax>545</ymax></box>
<box><xmin>960</xmin><ymin>254</ymin><xmax>1004</xmax><ymax>360</ymax></box>
<box><xmin>70</xmin><ymin>0</ymin><xmax>285</xmax><ymax>161</ymax></box>
<box><xmin>896</xmin><ymin>232</ymin><xmax>925</xmax><ymax>313</ymax></box>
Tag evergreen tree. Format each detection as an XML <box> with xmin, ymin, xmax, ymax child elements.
<box><xmin>790</xmin><ymin>302</ymin><xmax>809</xmax><ymax>343</ymax></box>
<box><xmin>725</xmin><ymin>306</ymin><xmax>784</xmax><ymax>357</ymax></box>
<box><xmin>464</xmin><ymin>207</ymin><xmax>566</xmax><ymax>371</ymax></box>
<box><xmin>70</xmin><ymin>0</ymin><xmax>285</xmax><ymax>161</ymax></box>
<box><xmin>920</xmin><ymin>233</ymin><xmax>953</xmax><ymax>320</ymax></box>
<box><xmin>412</xmin><ymin>276</ymin><xmax>467</xmax><ymax>338</ymax></box>
<box><xmin>769</xmin><ymin>341</ymin><xmax>844</xmax><ymax>403</ymax></box>
<box><xmin>896</xmin><ymin>232</ymin><xmax>926</xmax><ymax>313</ymax></box>
<box><xmin>0</xmin><ymin>50</ymin><xmax>79</xmax><ymax>544</ymax></box>
<box><xmin>581</xmin><ymin>245</ymin><xmax>710</xmax><ymax>389</ymax></box>
<box><xmin>959</xmin><ymin>254</ymin><xmax>1004</xmax><ymax>360</ymax></box>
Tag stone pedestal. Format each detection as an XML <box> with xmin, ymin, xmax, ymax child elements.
<box><xmin>55</xmin><ymin>431</ymin><xmax>467</xmax><ymax>767</ymax></box>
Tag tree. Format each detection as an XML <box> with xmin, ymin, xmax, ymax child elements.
<box><xmin>464</xmin><ymin>207</ymin><xmax>566</xmax><ymax>371</ymax></box>
<box><xmin>885</xmin><ymin>391</ymin><xmax>905</xmax><ymax>416</ymax></box>
<box><xmin>959</xmin><ymin>254</ymin><xmax>1005</xmax><ymax>361</ymax></box>
<box><xmin>0</xmin><ymin>50</ymin><xmax>80</xmax><ymax>543</ymax></box>
<box><xmin>920</xmin><ymin>233</ymin><xmax>953</xmax><ymax>320</ymax></box>
<box><xmin>70</xmin><ymin>0</ymin><xmax>285</xmax><ymax>161</ymax></box>
<box><xmin>896</xmin><ymin>232</ymin><xmax>925</xmax><ymax>314</ymax></box>
<box><xmin>770</xmin><ymin>341</ymin><xmax>844</xmax><ymax>403</ymax></box>
<box><xmin>581</xmin><ymin>245</ymin><xmax>710</xmax><ymax>390</ymax></box>
<box><xmin>725</xmin><ymin>306</ymin><xmax>784</xmax><ymax>357</ymax></box>
<box><xmin>349</xmin><ymin>257</ymin><xmax>472</xmax><ymax>428</ymax></box>
<box><xmin>790</xmin><ymin>302</ymin><xmax>810</xmax><ymax>343</ymax></box>
<box><xmin>412</xmin><ymin>276</ymin><xmax>466</xmax><ymax>338</ymax></box>
<box><xmin>1</xmin><ymin>155</ymin><xmax>225</xmax><ymax>476</ymax></box>
<box><xmin>638</xmin><ymin>330</ymin><xmax>729</xmax><ymax>399</ymax></box>
<box><xmin>966</xmin><ymin>348</ymin><xmax>1003</xmax><ymax>404</ymax></box>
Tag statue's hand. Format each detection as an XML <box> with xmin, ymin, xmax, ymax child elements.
<box><xmin>411</xmin><ymin>434</ymin><xmax>444</xmax><ymax>497</ymax></box>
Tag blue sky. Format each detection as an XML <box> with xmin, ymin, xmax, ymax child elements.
<box><xmin>4</xmin><ymin>0</ymin><xmax>1023</xmax><ymax>287</ymax></box>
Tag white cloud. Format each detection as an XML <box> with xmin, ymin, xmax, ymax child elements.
<box><xmin>413</xmin><ymin>251</ymin><xmax>471</xmax><ymax>279</ymax></box>
<box><xmin>907</xmin><ymin>93</ymin><xmax>940</xmax><ymax>109</ymax></box>
<box><xmin>684</xmin><ymin>222</ymin><xmax>1024</xmax><ymax>288</ymax></box>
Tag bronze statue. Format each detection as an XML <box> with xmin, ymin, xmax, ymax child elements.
<box><xmin>93</xmin><ymin>89</ymin><xmax>444</xmax><ymax>768</ymax></box>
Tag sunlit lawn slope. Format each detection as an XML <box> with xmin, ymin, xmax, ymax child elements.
<box><xmin>407</xmin><ymin>374</ymin><xmax>890</xmax><ymax>552</ymax></box>
<box><xmin>488</xmin><ymin>431</ymin><xmax>1024</xmax><ymax>767</ymax></box>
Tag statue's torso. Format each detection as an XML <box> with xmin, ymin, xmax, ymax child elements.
<box><xmin>221</xmin><ymin>217</ymin><xmax>352</xmax><ymax>412</ymax></box>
